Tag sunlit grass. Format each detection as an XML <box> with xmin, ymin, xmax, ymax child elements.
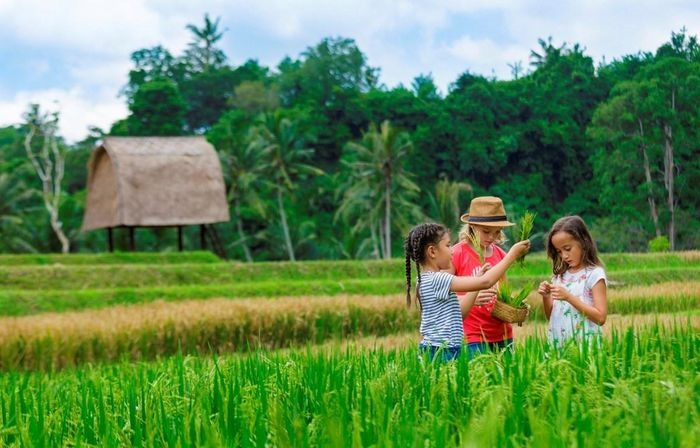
<box><xmin>0</xmin><ymin>324</ymin><xmax>695</xmax><ymax>447</ymax></box>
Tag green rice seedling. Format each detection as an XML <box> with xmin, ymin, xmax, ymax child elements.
<box><xmin>515</xmin><ymin>211</ymin><xmax>536</xmax><ymax>267</ymax></box>
<box><xmin>0</xmin><ymin>324</ymin><xmax>697</xmax><ymax>446</ymax></box>
<box><xmin>496</xmin><ymin>281</ymin><xmax>534</xmax><ymax>307</ymax></box>
<box><xmin>466</xmin><ymin>231</ymin><xmax>485</xmax><ymax>265</ymax></box>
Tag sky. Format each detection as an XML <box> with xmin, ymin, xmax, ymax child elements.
<box><xmin>0</xmin><ymin>0</ymin><xmax>698</xmax><ymax>142</ymax></box>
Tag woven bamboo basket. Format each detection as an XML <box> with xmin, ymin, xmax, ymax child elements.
<box><xmin>491</xmin><ymin>300</ymin><xmax>530</xmax><ymax>326</ymax></box>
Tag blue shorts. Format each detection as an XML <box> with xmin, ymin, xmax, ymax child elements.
<box><xmin>419</xmin><ymin>342</ymin><xmax>462</xmax><ymax>362</ymax></box>
<box><xmin>467</xmin><ymin>339</ymin><xmax>513</xmax><ymax>360</ymax></box>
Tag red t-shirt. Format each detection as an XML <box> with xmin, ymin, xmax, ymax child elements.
<box><xmin>451</xmin><ymin>241</ymin><xmax>513</xmax><ymax>343</ymax></box>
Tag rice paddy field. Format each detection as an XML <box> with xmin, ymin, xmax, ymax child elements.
<box><xmin>0</xmin><ymin>251</ymin><xmax>697</xmax><ymax>446</ymax></box>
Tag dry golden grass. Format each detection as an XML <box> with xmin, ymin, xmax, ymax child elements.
<box><xmin>0</xmin><ymin>294</ymin><xmax>408</xmax><ymax>341</ymax></box>
<box><xmin>523</xmin><ymin>281</ymin><xmax>700</xmax><ymax>308</ymax></box>
<box><xmin>1</xmin><ymin>280</ymin><xmax>696</xmax><ymax>348</ymax></box>
<box><xmin>678</xmin><ymin>250</ymin><xmax>700</xmax><ymax>261</ymax></box>
<box><xmin>0</xmin><ymin>281</ymin><xmax>696</xmax><ymax>369</ymax></box>
<box><xmin>0</xmin><ymin>294</ymin><xmax>417</xmax><ymax>369</ymax></box>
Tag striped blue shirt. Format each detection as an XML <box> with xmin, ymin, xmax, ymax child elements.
<box><xmin>418</xmin><ymin>271</ymin><xmax>464</xmax><ymax>348</ymax></box>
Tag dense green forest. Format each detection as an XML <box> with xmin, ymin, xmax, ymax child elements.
<box><xmin>1</xmin><ymin>16</ymin><xmax>698</xmax><ymax>259</ymax></box>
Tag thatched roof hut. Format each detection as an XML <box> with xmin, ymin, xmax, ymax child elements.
<box><xmin>82</xmin><ymin>136</ymin><xmax>229</xmax><ymax>252</ymax></box>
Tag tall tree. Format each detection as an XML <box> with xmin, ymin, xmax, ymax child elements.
<box><xmin>588</xmin><ymin>81</ymin><xmax>662</xmax><ymax>237</ymax></box>
<box><xmin>277</xmin><ymin>37</ymin><xmax>379</xmax><ymax>165</ymax></box>
<box><xmin>431</xmin><ymin>176</ymin><xmax>472</xmax><ymax>232</ymax></box>
<box><xmin>337</xmin><ymin>121</ymin><xmax>422</xmax><ymax>259</ymax></box>
<box><xmin>22</xmin><ymin>104</ymin><xmax>70</xmax><ymax>253</ymax></box>
<box><xmin>0</xmin><ymin>172</ymin><xmax>35</xmax><ymax>252</ymax></box>
<box><xmin>208</xmin><ymin>110</ymin><xmax>268</xmax><ymax>261</ymax></box>
<box><xmin>184</xmin><ymin>13</ymin><xmax>227</xmax><ymax>72</ymax></box>
<box><xmin>122</xmin><ymin>46</ymin><xmax>184</xmax><ymax>101</ymax></box>
<box><xmin>640</xmin><ymin>57</ymin><xmax>699</xmax><ymax>249</ymax></box>
<box><xmin>117</xmin><ymin>77</ymin><xmax>186</xmax><ymax>136</ymax></box>
<box><xmin>588</xmin><ymin>30</ymin><xmax>700</xmax><ymax>250</ymax></box>
<box><xmin>248</xmin><ymin>111</ymin><xmax>323</xmax><ymax>261</ymax></box>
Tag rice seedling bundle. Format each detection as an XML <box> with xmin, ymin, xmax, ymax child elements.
<box><xmin>491</xmin><ymin>281</ymin><xmax>534</xmax><ymax>325</ymax></box>
<box><xmin>466</xmin><ymin>231</ymin><xmax>485</xmax><ymax>265</ymax></box>
<box><xmin>515</xmin><ymin>211</ymin><xmax>536</xmax><ymax>267</ymax></box>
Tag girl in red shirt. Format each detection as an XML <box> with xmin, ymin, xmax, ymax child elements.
<box><xmin>451</xmin><ymin>196</ymin><xmax>516</xmax><ymax>359</ymax></box>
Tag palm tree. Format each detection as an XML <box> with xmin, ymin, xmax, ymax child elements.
<box><xmin>210</xmin><ymin>115</ymin><xmax>270</xmax><ymax>261</ymax></box>
<box><xmin>248</xmin><ymin>111</ymin><xmax>323</xmax><ymax>261</ymax></box>
<box><xmin>185</xmin><ymin>14</ymin><xmax>226</xmax><ymax>71</ymax></box>
<box><xmin>0</xmin><ymin>172</ymin><xmax>36</xmax><ymax>252</ymax></box>
<box><xmin>432</xmin><ymin>175</ymin><xmax>472</xmax><ymax>231</ymax></box>
<box><xmin>529</xmin><ymin>37</ymin><xmax>567</xmax><ymax>68</ymax></box>
<box><xmin>337</xmin><ymin>121</ymin><xmax>422</xmax><ymax>259</ymax></box>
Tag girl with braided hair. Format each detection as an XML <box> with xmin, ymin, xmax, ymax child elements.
<box><xmin>405</xmin><ymin>222</ymin><xmax>530</xmax><ymax>361</ymax></box>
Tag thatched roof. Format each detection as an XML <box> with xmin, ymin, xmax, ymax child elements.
<box><xmin>82</xmin><ymin>136</ymin><xmax>230</xmax><ymax>231</ymax></box>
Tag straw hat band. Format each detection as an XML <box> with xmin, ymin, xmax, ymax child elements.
<box><xmin>467</xmin><ymin>215</ymin><xmax>508</xmax><ymax>223</ymax></box>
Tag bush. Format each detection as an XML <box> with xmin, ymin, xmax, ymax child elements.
<box><xmin>648</xmin><ymin>235</ymin><xmax>670</xmax><ymax>252</ymax></box>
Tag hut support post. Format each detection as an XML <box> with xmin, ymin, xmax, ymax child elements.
<box><xmin>107</xmin><ymin>228</ymin><xmax>114</xmax><ymax>252</ymax></box>
<box><xmin>177</xmin><ymin>226</ymin><xmax>183</xmax><ymax>251</ymax></box>
<box><xmin>200</xmin><ymin>224</ymin><xmax>206</xmax><ymax>249</ymax></box>
<box><xmin>129</xmin><ymin>227</ymin><xmax>136</xmax><ymax>251</ymax></box>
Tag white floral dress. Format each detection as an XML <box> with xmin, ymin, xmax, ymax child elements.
<box><xmin>547</xmin><ymin>266</ymin><xmax>607</xmax><ymax>346</ymax></box>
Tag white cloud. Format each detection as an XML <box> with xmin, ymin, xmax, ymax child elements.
<box><xmin>445</xmin><ymin>36</ymin><xmax>528</xmax><ymax>79</ymax></box>
<box><xmin>0</xmin><ymin>88</ymin><xmax>127</xmax><ymax>143</ymax></box>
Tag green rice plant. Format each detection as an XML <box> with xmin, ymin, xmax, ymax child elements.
<box><xmin>0</xmin><ymin>324</ymin><xmax>696</xmax><ymax>446</ymax></box>
<box><xmin>496</xmin><ymin>281</ymin><xmax>534</xmax><ymax>307</ymax></box>
<box><xmin>466</xmin><ymin>231</ymin><xmax>485</xmax><ymax>265</ymax></box>
<box><xmin>515</xmin><ymin>211</ymin><xmax>536</xmax><ymax>267</ymax></box>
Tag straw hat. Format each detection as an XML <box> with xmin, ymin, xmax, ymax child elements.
<box><xmin>460</xmin><ymin>196</ymin><xmax>515</xmax><ymax>227</ymax></box>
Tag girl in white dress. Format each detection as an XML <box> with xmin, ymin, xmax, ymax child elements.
<box><xmin>538</xmin><ymin>216</ymin><xmax>608</xmax><ymax>346</ymax></box>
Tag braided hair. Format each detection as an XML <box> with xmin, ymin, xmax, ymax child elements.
<box><xmin>404</xmin><ymin>223</ymin><xmax>449</xmax><ymax>308</ymax></box>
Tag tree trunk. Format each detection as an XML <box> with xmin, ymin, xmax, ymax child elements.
<box><xmin>638</xmin><ymin>119</ymin><xmax>661</xmax><ymax>237</ymax></box>
<box><xmin>234</xmin><ymin>196</ymin><xmax>253</xmax><ymax>262</ymax></box>
<box><xmin>277</xmin><ymin>186</ymin><xmax>295</xmax><ymax>261</ymax></box>
<box><xmin>662</xmin><ymin>88</ymin><xmax>676</xmax><ymax>250</ymax></box>
<box><xmin>663</xmin><ymin>122</ymin><xmax>675</xmax><ymax>250</ymax></box>
<box><xmin>49</xmin><ymin>207</ymin><xmax>70</xmax><ymax>253</ymax></box>
<box><xmin>384</xmin><ymin>172</ymin><xmax>392</xmax><ymax>259</ymax></box>
<box><xmin>369</xmin><ymin>221</ymin><xmax>381</xmax><ymax>259</ymax></box>
<box><xmin>24</xmin><ymin>122</ymin><xmax>70</xmax><ymax>254</ymax></box>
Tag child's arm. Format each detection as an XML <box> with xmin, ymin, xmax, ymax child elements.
<box><xmin>458</xmin><ymin>293</ymin><xmax>477</xmax><ymax>317</ymax></box>
<box><xmin>450</xmin><ymin>240</ymin><xmax>530</xmax><ymax>293</ymax></box>
<box><xmin>538</xmin><ymin>281</ymin><xmax>553</xmax><ymax>319</ymax></box>
<box><xmin>458</xmin><ymin>263</ymin><xmax>494</xmax><ymax>317</ymax></box>
<box><xmin>550</xmin><ymin>280</ymin><xmax>607</xmax><ymax>325</ymax></box>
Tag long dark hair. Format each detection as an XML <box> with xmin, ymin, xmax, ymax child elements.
<box><xmin>546</xmin><ymin>215</ymin><xmax>602</xmax><ymax>275</ymax></box>
<box><xmin>404</xmin><ymin>223</ymin><xmax>449</xmax><ymax>308</ymax></box>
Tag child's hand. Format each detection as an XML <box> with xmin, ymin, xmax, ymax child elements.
<box><xmin>477</xmin><ymin>262</ymin><xmax>492</xmax><ymax>276</ymax></box>
<box><xmin>550</xmin><ymin>285</ymin><xmax>571</xmax><ymax>302</ymax></box>
<box><xmin>474</xmin><ymin>287</ymin><xmax>497</xmax><ymax>306</ymax></box>
<box><xmin>538</xmin><ymin>281</ymin><xmax>552</xmax><ymax>297</ymax></box>
<box><xmin>509</xmin><ymin>240</ymin><xmax>531</xmax><ymax>257</ymax></box>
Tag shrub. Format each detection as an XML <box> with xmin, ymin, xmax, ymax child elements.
<box><xmin>648</xmin><ymin>235</ymin><xmax>670</xmax><ymax>252</ymax></box>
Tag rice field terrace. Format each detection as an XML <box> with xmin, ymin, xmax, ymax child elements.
<box><xmin>0</xmin><ymin>251</ymin><xmax>697</xmax><ymax>446</ymax></box>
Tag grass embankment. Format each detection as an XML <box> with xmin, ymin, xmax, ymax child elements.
<box><xmin>2</xmin><ymin>251</ymin><xmax>699</xmax><ymax>289</ymax></box>
<box><xmin>0</xmin><ymin>325</ymin><xmax>695</xmax><ymax>446</ymax></box>
<box><xmin>0</xmin><ymin>261</ymin><xmax>698</xmax><ymax>316</ymax></box>
<box><xmin>0</xmin><ymin>251</ymin><xmax>221</xmax><ymax>266</ymax></box>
